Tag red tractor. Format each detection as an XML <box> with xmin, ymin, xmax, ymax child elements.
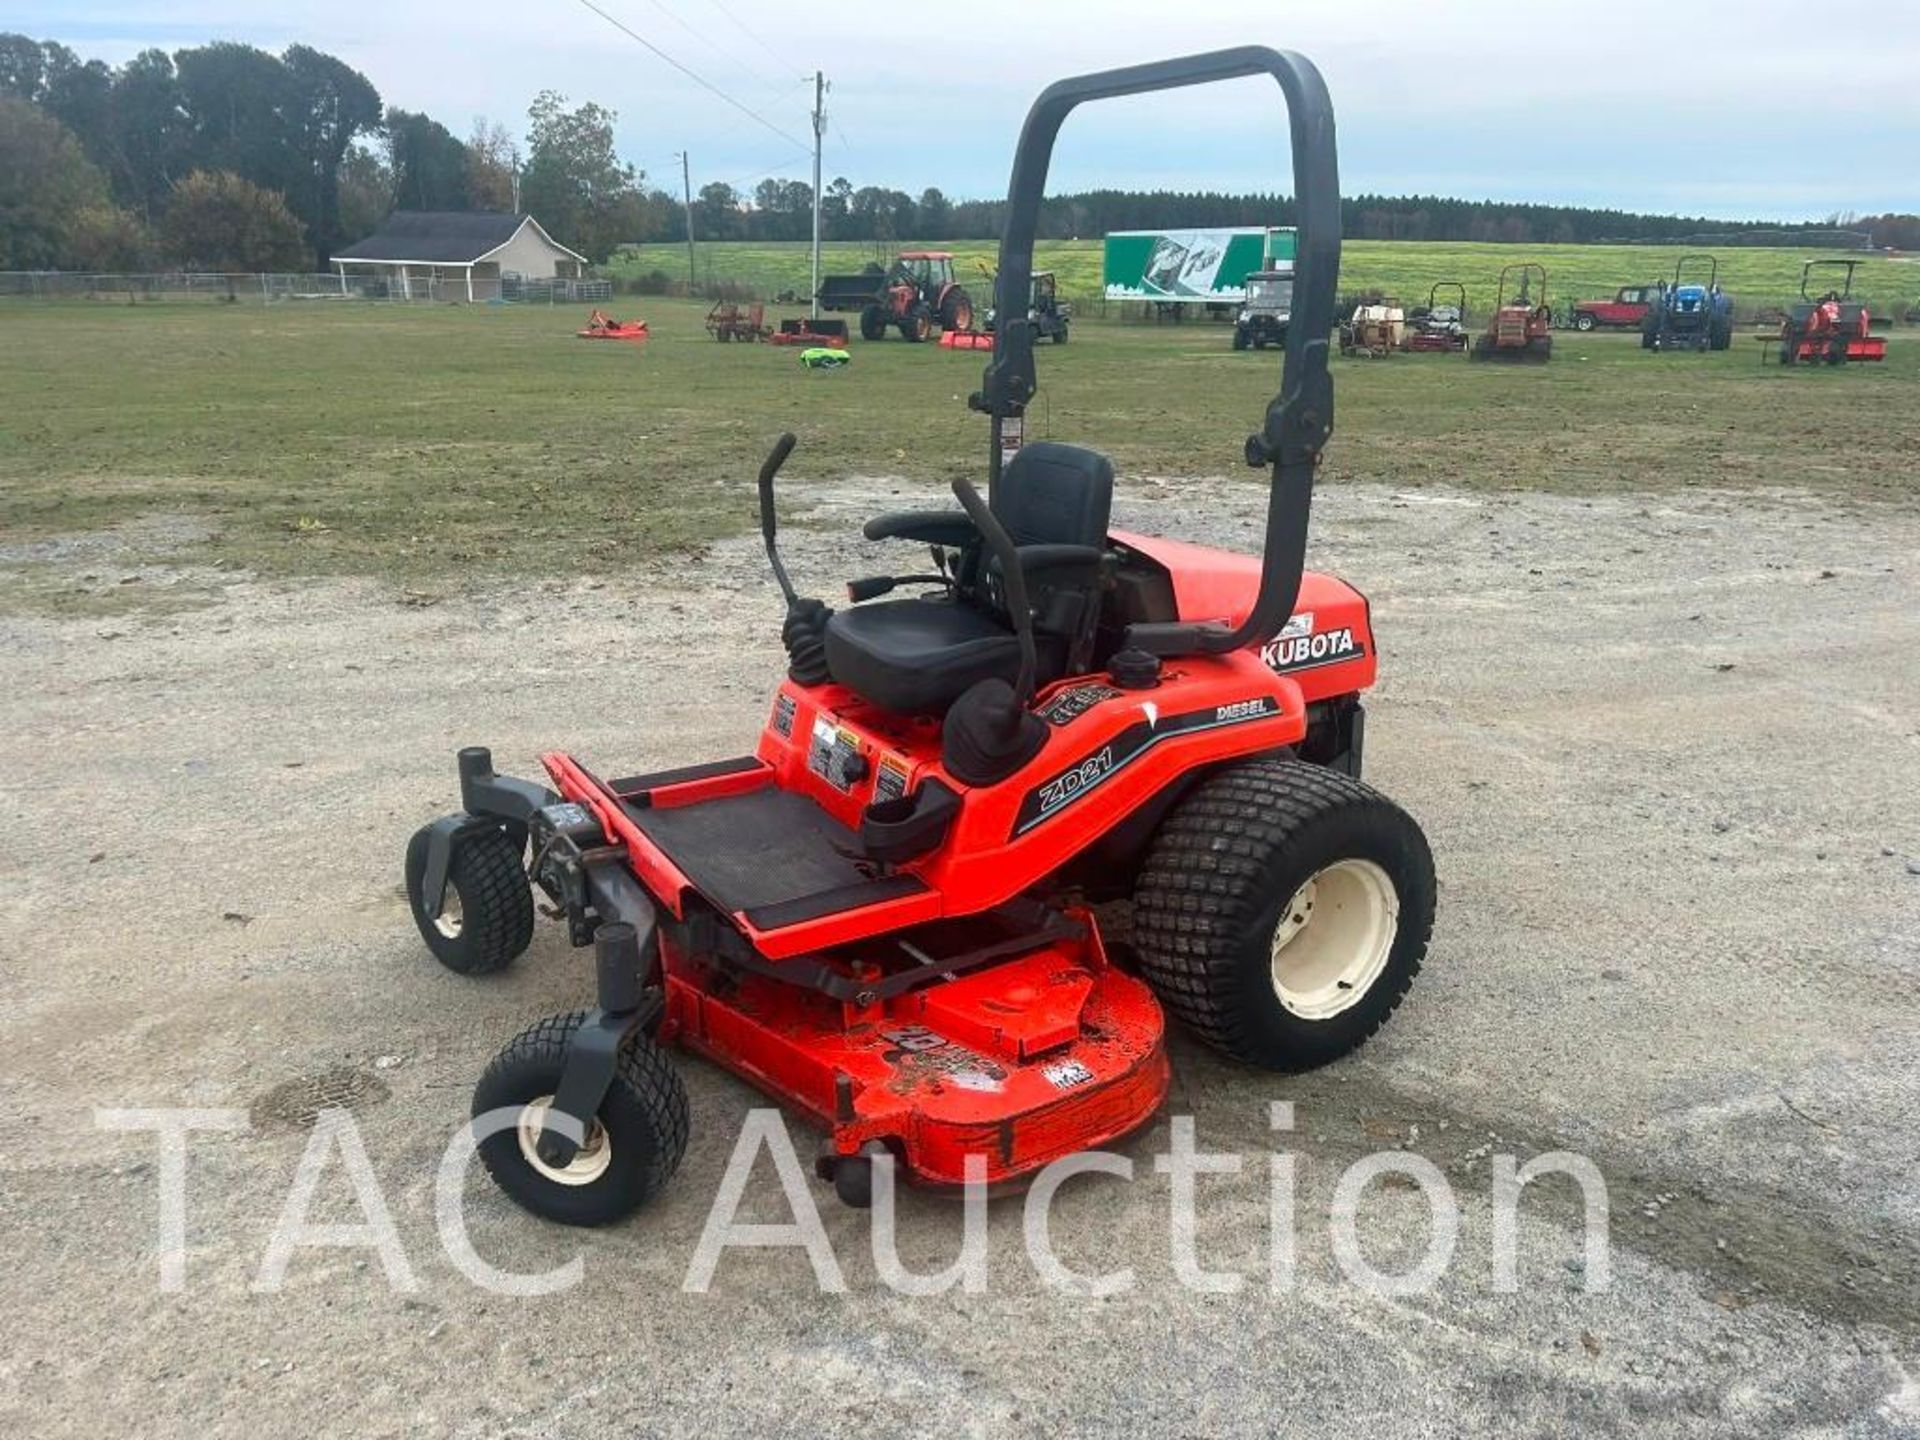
<box><xmin>1779</xmin><ymin>259</ymin><xmax>1886</xmax><ymax>365</ymax></box>
<box><xmin>817</xmin><ymin>250</ymin><xmax>975</xmax><ymax>342</ymax></box>
<box><xmin>1471</xmin><ymin>262</ymin><xmax>1553</xmax><ymax>362</ymax></box>
<box><xmin>404</xmin><ymin>46</ymin><xmax>1435</xmax><ymax>1223</ymax></box>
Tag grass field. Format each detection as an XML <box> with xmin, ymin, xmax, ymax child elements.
<box><xmin>609</xmin><ymin>238</ymin><xmax>1920</xmax><ymax>320</ymax></box>
<box><xmin>1</xmin><ymin>296</ymin><xmax>1913</xmax><ymax>611</ymax></box>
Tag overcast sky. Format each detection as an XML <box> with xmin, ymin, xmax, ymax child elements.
<box><xmin>17</xmin><ymin>0</ymin><xmax>1919</xmax><ymax>219</ymax></box>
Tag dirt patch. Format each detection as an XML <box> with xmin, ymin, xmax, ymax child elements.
<box><xmin>248</xmin><ymin>1066</ymin><xmax>392</xmax><ymax>1132</ymax></box>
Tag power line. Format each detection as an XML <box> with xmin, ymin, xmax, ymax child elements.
<box><xmin>627</xmin><ymin>0</ymin><xmax>790</xmax><ymax>100</ymax></box>
<box><xmin>567</xmin><ymin>0</ymin><xmax>810</xmax><ymax>151</ymax></box>
<box><xmin>698</xmin><ymin>0</ymin><xmax>792</xmax><ymax>74</ymax></box>
<box><xmin>717</xmin><ymin>148</ymin><xmax>812</xmax><ymax>191</ymax></box>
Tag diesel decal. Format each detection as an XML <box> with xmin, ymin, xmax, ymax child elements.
<box><xmin>1037</xmin><ymin>682</ymin><xmax>1121</xmax><ymax>727</ymax></box>
<box><xmin>1260</xmin><ymin>614</ymin><xmax>1363</xmax><ymax>674</ymax></box>
<box><xmin>771</xmin><ymin>692</ymin><xmax>797</xmax><ymax>738</ymax></box>
<box><xmin>1011</xmin><ymin>696</ymin><xmax>1281</xmax><ymax>836</ymax></box>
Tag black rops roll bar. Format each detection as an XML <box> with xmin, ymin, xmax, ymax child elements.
<box><xmin>1801</xmin><ymin>258</ymin><xmax>1858</xmax><ymax>302</ymax></box>
<box><xmin>973</xmin><ymin>46</ymin><xmax>1341</xmax><ymax>659</ymax></box>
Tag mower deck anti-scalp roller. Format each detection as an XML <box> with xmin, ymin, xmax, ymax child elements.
<box><xmin>406</xmin><ymin>43</ymin><xmax>1437</xmax><ymax>1226</ymax></box>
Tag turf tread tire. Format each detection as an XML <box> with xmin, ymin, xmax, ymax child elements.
<box><xmin>1131</xmin><ymin>760</ymin><xmax>1434</xmax><ymax>1072</ymax></box>
<box><xmin>473</xmin><ymin>1010</ymin><xmax>690</xmax><ymax>1225</ymax></box>
<box><xmin>406</xmin><ymin>824</ymin><xmax>534</xmax><ymax>975</ymax></box>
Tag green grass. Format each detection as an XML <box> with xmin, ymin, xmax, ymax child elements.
<box><xmin>0</xmin><ymin>297</ymin><xmax>1913</xmax><ymax>607</ymax></box>
<box><xmin>610</xmin><ymin>238</ymin><xmax>1920</xmax><ymax>320</ymax></box>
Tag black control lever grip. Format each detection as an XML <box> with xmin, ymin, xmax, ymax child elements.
<box><xmin>756</xmin><ymin>432</ymin><xmax>799</xmax><ymax>606</ymax></box>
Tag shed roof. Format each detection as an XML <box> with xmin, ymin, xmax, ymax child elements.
<box><xmin>333</xmin><ymin>212</ymin><xmax>587</xmax><ymax>265</ymax></box>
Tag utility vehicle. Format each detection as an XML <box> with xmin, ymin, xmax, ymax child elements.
<box><xmin>1570</xmin><ymin>283</ymin><xmax>1658</xmax><ymax>332</ymax></box>
<box><xmin>1232</xmin><ymin>268</ymin><xmax>1294</xmax><ymax>350</ymax></box>
<box><xmin>406</xmin><ymin>46</ymin><xmax>1436</xmax><ymax>1224</ymax></box>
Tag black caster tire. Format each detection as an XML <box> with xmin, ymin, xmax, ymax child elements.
<box><xmin>1132</xmin><ymin>760</ymin><xmax>1435</xmax><ymax>1073</ymax></box>
<box><xmin>405</xmin><ymin>823</ymin><xmax>534</xmax><ymax>975</ymax></box>
<box><xmin>818</xmin><ymin>1141</ymin><xmax>891</xmax><ymax>1209</ymax></box>
<box><xmin>472</xmin><ymin>1011</ymin><xmax>690</xmax><ymax>1226</ymax></box>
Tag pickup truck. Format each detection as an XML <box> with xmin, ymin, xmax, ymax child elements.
<box><xmin>1570</xmin><ymin>284</ymin><xmax>1659</xmax><ymax>331</ymax></box>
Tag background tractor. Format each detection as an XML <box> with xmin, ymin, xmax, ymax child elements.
<box><xmin>1641</xmin><ymin>253</ymin><xmax>1733</xmax><ymax>352</ymax></box>
<box><xmin>1779</xmin><ymin>259</ymin><xmax>1887</xmax><ymax>365</ymax></box>
<box><xmin>816</xmin><ymin>250</ymin><xmax>974</xmax><ymax>342</ymax></box>
<box><xmin>1471</xmin><ymin>262</ymin><xmax>1552</xmax><ymax>362</ymax></box>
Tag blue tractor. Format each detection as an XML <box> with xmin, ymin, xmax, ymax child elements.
<box><xmin>1642</xmin><ymin>253</ymin><xmax>1733</xmax><ymax>352</ymax></box>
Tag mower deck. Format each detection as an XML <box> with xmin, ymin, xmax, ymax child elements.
<box><xmin>662</xmin><ymin>907</ymin><xmax>1168</xmax><ymax>1184</ymax></box>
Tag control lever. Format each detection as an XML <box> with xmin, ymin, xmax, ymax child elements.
<box><xmin>756</xmin><ymin>431</ymin><xmax>800</xmax><ymax>606</ymax></box>
<box><xmin>754</xmin><ymin>432</ymin><xmax>832</xmax><ymax>686</ymax></box>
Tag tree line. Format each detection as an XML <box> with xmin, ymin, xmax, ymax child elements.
<box><xmin>3</xmin><ymin>29</ymin><xmax>1913</xmax><ymax>274</ymax></box>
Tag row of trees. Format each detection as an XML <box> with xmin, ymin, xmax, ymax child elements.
<box><xmin>0</xmin><ymin>32</ymin><xmax>665</xmax><ymax>270</ymax></box>
<box><xmin>4</xmin><ymin>29</ymin><xmax>1911</xmax><ymax>273</ymax></box>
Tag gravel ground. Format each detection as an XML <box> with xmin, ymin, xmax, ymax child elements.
<box><xmin>1</xmin><ymin>475</ymin><xmax>1917</xmax><ymax>1438</ymax></box>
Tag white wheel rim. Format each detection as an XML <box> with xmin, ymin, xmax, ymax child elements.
<box><xmin>1269</xmin><ymin>859</ymin><xmax>1400</xmax><ymax>1020</ymax></box>
<box><xmin>516</xmin><ymin>1096</ymin><xmax>612</xmax><ymax>1186</ymax></box>
<box><xmin>432</xmin><ymin>888</ymin><xmax>464</xmax><ymax>940</ymax></box>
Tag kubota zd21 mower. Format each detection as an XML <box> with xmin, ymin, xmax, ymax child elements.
<box><xmin>405</xmin><ymin>46</ymin><xmax>1436</xmax><ymax>1224</ymax></box>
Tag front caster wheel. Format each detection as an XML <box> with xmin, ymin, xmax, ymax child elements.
<box><xmin>405</xmin><ymin>822</ymin><xmax>534</xmax><ymax>975</ymax></box>
<box><xmin>473</xmin><ymin>1011</ymin><xmax>690</xmax><ymax>1226</ymax></box>
<box><xmin>816</xmin><ymin>1140</ymin><xmax>891</xmax><ymax>1209</ymax></box>
<box><xmin>1132</xmin><ymin>760</ymin><xmax>1435</xmax><ymax>1072</ymax></box>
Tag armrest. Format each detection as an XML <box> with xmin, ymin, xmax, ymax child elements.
<box><xmin>861</xmin><ymin>509</ymin><xmax>978</xmax><ymax>546</ymax></box>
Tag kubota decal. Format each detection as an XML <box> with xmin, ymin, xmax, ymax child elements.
<box><xmin>1260</xmin><ymin>610</ymin><xmax>1364</xmax><ymax>674</ymax></box>
<box><xmin>1010</xmin><ymin>697</ymin><xmax>1282</xmax><ymax>836</ymax></box>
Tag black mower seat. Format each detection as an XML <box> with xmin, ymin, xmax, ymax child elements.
<box><xmin>824</xmin><ymin>442</ymin><xmax>1116</xmax><ymax>718</ymax></box>
<box><xmin>825</xmin><ymin>597</ymin><xmax>1022</xmax><ymax>717</ymax></box>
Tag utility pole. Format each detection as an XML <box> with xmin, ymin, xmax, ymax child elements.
<box><xmin>810</xmin><ymin>72</ymin><xmax>827</xmax><ymax>319</ymax></box>
<box><xmin>677</xmin><ymin>151</ymin><xmax>696</xmax><ymax>292</ymax></box>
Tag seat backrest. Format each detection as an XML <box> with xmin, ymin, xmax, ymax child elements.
<box><xmin>993</xmin><ymin>441</ymin><xmax>1113</xmax><ymax>548</ymax></box>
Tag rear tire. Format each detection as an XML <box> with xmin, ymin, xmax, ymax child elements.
<box><xmin>405</xmin><ymin>824</ymin><xmax>534</xmax><ymax>975</ymax></box>
<box><xmin>940</xmin><ymin>288</ymin><xmax>973</xmax><ymax>334</ymax></box>
<box><xmin>1131</xmin><ymin>761</ymin><xmax>1435</xmax><ymax>1072</ymax></box>
<box><xmin>1232</xmin><ymin>326</ymin><xmax>1249</xmax><ymax>351</ymax></box>
<box><xmin>1574</xmin><ymin>311</ymin><xmax>1596</xmax><ymax>332</ymax></box>
<box><xmin>859</xmin><ymin>305</ymin><xmax>886</xmax><ymax>341</ymax></box>
<box><xmin>473</xmin><ymin>1011</ymin><xmax>690</xmax><ymax>1226</ymax></box>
